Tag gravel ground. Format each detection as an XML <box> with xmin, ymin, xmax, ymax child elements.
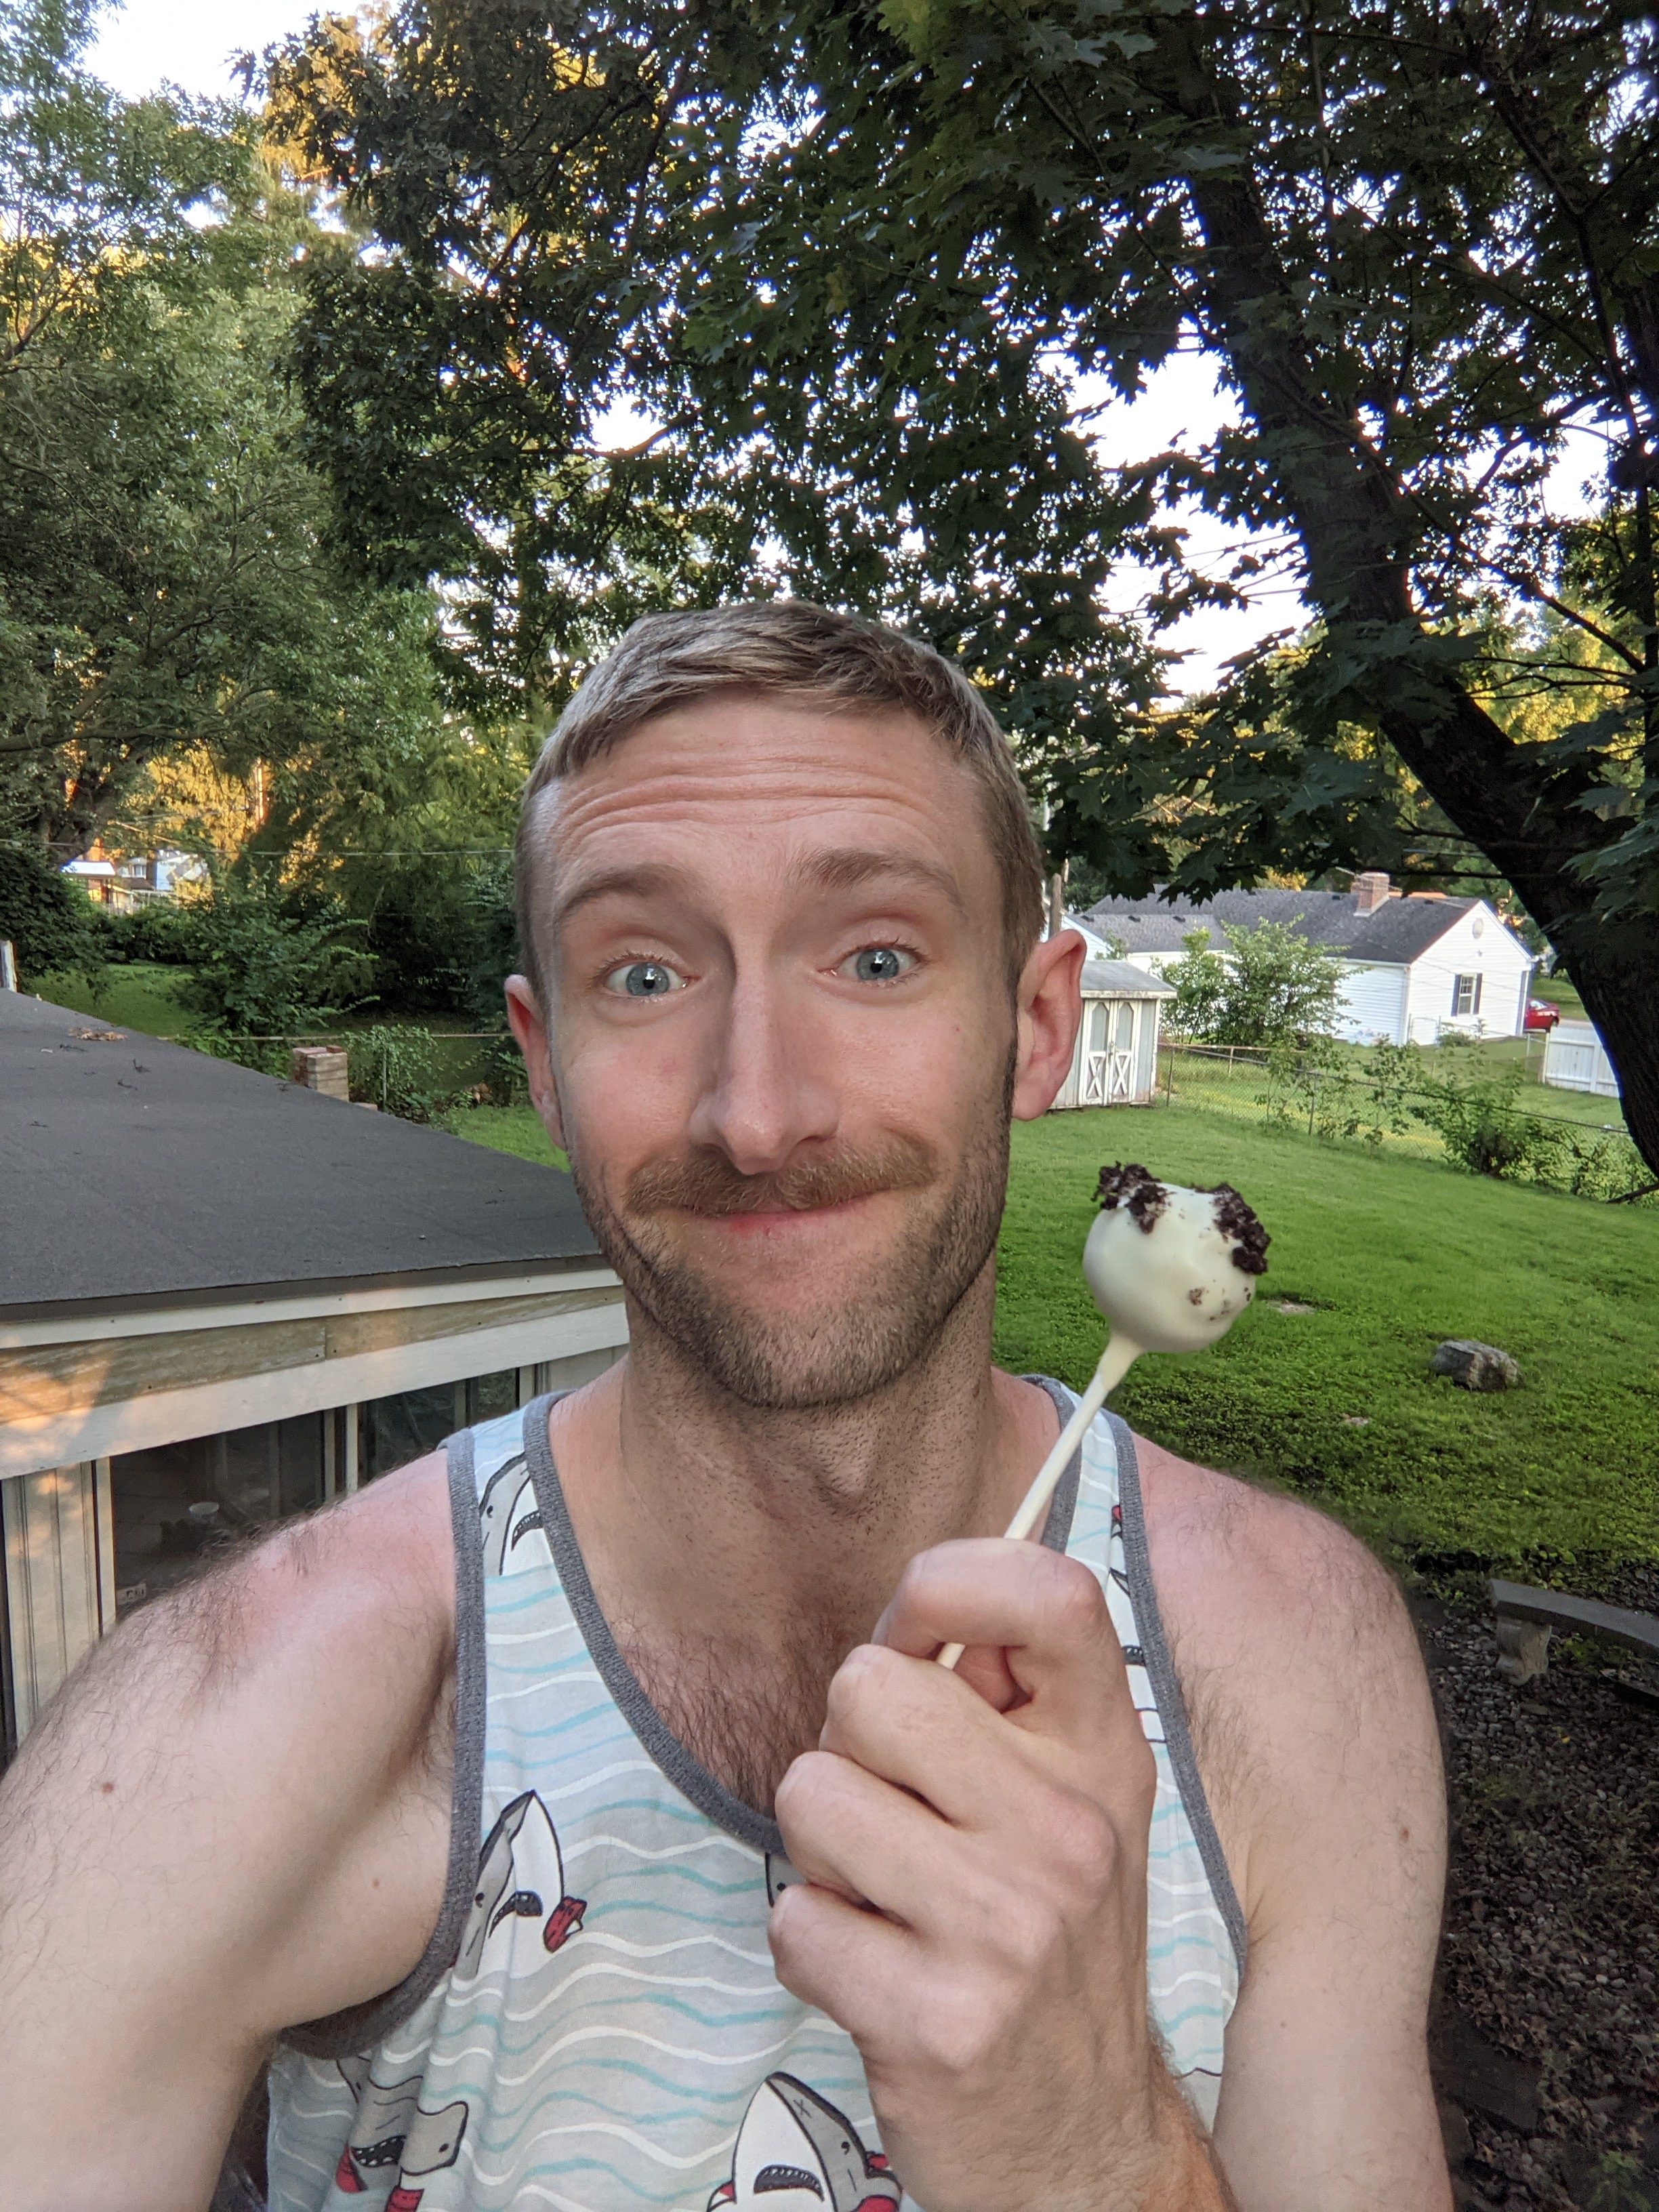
<box><xmin>1416</xmin><ymin>1565</ymin><xmax>1659</xmax><ymax>2210</ymax></box>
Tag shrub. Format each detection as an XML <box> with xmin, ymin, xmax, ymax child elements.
<box><xmin>99</xmin><ymin>898</ymin><xmax>210</xmax><ymax>966</ymax></box>
<box><xmin>1413</xmin><ymin>1066</ymin><xmax>1567</xmax><ymax>1182</ymax></box>
<box><xmin>0</xmin><ymin>841</ymin><xmax>102</xmax><ymax>982</ymax></box>
<box><xmin>179</xmin><ymin>873</ymin><xmax>376</xmax><ymax>1036</ymax></box>
<box><xmin>347</xmin><ymin>1023</ymin><xmax>464</xmax><ymax>1122</ymax></box>
<box><xmin>1168</xmin><ymin>918</ymin><xmax>1345</xmax><ymax>1046</ymax></box>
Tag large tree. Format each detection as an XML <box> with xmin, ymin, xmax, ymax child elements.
<box><xmin>0</xmin><ymin>0</ymin><xmax>443</xmax><ymax>861</ymax></box>
<box><xmin>266</xmin><ymin>0</ymin><xmax>1659</xmax><ymax>1169</ymax></box>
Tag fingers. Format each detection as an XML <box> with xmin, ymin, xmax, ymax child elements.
<box><xmin>766</xmin><ymin>1865</ymin><xmax>924</xmax><ymax>2051</ymax></box>
<box><xmin>775</xmin><ymin>1746</ymin><xmax>1026</xmax><ymax>1950</ymax></box>
<box><xmin>817</xmin><ymin>1643</ymin><xmax>1019</xmax><ymax>1829</ymax></box>
<box><xmin>874</xmin><ymin>1538</ymin><xmax>1132</xmax><ymax>1740</ymax></box>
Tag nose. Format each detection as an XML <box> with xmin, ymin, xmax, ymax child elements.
<box><xmin>684</xmin><ymin>966</ymin><xmax>840</xmax><ymax>1177</ymax></box>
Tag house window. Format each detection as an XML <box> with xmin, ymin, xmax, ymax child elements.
<box><xmin>1452</xmin><ymin>973</ymin><xmax>1482</xmax><ymax>1017</ymax></box>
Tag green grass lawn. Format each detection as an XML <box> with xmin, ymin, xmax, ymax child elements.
<box><xmin>443</xmin><ymin>1100</ymin><xmax>567</xmax><ymax>1168</ymax></box>
<box><xmin>995</xmin><ymin>1105</ymin><xmax>1659</xmax><ymax>1569</ymax></box>
<box><xmin>35</xmin><ymin>960</ymin><xmax>199</xmax><ymax>1036</ymax></box>
<box><xmin>444</xmin><ymin>1094</ymin><xmax>1659</xmax><ymax>1570</ymax></box>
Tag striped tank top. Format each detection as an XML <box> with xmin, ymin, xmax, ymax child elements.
<box><xmin>266</xmin><ymin>1383</ymin><xmax>1244</xmax><ymax>2211</ymax></box>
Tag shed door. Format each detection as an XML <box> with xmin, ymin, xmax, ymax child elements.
<box><xmin>1080</xmin><ymin>1001</ymin><xmax>1110</xmax><ymax>1103</ymax></box>
<box><xmin>1105</xmin><ymin>1002</ymin><xmax>1137</xmax><ymax>1101</ymax></box>
<box><xmin>1080</xmin><ymin>1001</ymin><xmax>1137</xmax><ymax>1104</ymax></box>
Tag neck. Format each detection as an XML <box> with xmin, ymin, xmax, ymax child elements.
<box><xmin>546</xmin><ymin>1265</ymin><xmax>1057</xmax><ymax>1807</ymax></box>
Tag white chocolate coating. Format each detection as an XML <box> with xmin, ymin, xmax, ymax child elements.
<box><xmin>1082</xmin><ymin>1183</ymin><xmax>1256</xmax><ymax>1353</ymax></box>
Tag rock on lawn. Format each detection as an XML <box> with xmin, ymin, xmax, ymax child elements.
<box><xmin>1432</xmin><ymin>1340</ymin><xmax>1521</xmax><ymax>1391</ymax></box>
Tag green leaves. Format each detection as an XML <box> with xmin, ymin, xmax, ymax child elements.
<box><xmin>260</xmin><ymin>0</ymin><xmax>1659</xmax><ymax>1161</ymax></box>
<box><xmin>0</xmin><ymin>0</ymin><xmax>445</xmax><ymax>863</ymax></box>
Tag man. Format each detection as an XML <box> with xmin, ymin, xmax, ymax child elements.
<box><xmin>0</xmin><ymin>602</ymin><xmax>1449</xmax><ymax>2212</ymax></box>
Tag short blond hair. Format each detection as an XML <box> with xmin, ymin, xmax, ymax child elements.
<box><xmin>514</xmin><ymin>600</ymin><xmax>1046</xmax><ymax>1008</ymax></box>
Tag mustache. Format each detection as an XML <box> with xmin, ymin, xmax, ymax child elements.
<box><xmin>626</xmin><ymin>1136</ymin><xmax>939</xmax><ymax>1217</ymax></box>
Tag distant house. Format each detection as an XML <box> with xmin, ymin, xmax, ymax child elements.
<box><xmin>60</xmin><ymin>844</ymin><xmax>204</xmax><ymax>910</ymax></box>
<box><xmin>0</xmin><ymin>990</ymin><xmax>625</xmax><ymax>1763</ymax></box>
<box><xmin>1051</xmin><ymin>960</ymin><xmax>1174</xmax><ymax>1108</ymax></box>
<box><xmin>1083</xmin><ymin>872</ymin><xmax>1536</xmax><ymax>1044</ymax></box>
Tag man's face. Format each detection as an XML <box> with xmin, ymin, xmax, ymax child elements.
<box><xmin>510</xmin><ymin>697</ymin><xmax>1062</xmax><ymax>1410</ymax></box>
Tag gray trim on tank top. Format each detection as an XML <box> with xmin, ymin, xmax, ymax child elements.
<box><xmin>280</xmin><ymin>1379</ymin><xmax>1243</xmax><ymax>2059</ymax></box>
<box><xmin>1109</xmin><ymin>1411</ymin><xmax>1249</xmax><ymax>1977</ymax></box>
<box><xmin>523</xmin><ymin>1384</ymin><xmax>1084</xmax><ymax>1861</ymax></box>
<box><xmin>279</xmin><ymin>1427</ymin><xmax>488</xmax><ymax>2060</ymax></box>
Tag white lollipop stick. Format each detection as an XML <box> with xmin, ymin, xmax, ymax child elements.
<box><xmin>934</xmin><ymin>1165</ymin><xmax>1268</xmax><ymax>1675</ymax></box>
<box><xmin>934</xmin><ymin>1332</ymin><xmax>1143</xmax><ymax>1671</ymax></box>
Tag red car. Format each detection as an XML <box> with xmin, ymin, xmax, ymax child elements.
<box><xmin>1524</xmin><ymin>998</ymin><xmax>1561</xmax><ymax>1032</ymax></box>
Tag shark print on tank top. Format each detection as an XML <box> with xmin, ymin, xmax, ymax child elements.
<box><xmin>265</xmin><ymin>1383</ymin><xmax>1246</xmax><ymax>2211</ymax></box>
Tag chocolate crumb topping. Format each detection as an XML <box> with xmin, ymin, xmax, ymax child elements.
<box><xmin>1094</xmin><ymin>1163</ymin><xmax>1168</xmax><ymax>1230</ymax></box>
<box><xmin>1205</xmin><ymin>1183</ymin><xmax>1271</xmax><ymax>1275</ymax></box>
<box><xmin>1094</xmin><ymin>1164</ymin><xmax>1270</xmax><ymax>1275</ymax></box>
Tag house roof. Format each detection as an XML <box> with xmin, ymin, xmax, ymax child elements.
<box><xmin>0</xmin><ymin>992</ymin><xmax>601</xmax><ymax>1317</ymax></box>
<box><xmin>1078</xmin><ymin>958</ymin><xmax>1174</xmax><ymax>999</ymax></box>
<box><xmin>1083</xmin><ymin>886</ymin><xmax>1525</xmax><ymax>966</ymax></box>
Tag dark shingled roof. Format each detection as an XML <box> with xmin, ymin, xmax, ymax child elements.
<box><xmin>1083</xmin><ymin>886</ymin><xmax>1523</xmax><ymax>964</ymax></box>
<box><xmin>0</xmin><ymin>993</ymin><xmax>600</xmax><ymax>1316</ymax></box>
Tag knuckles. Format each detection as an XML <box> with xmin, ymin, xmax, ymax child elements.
<box><xmin>772</xmin><ymin>1746</ymin><xmax>861</xmax><ymax>1854</ymax></box>
<box><xmin>888</xmin><ymin>1539</ymin><xmax>1115</xmax><ymax>1656</ymax></box>
<box><xmin>1031</xmin><ymin>1549</ymin><xmax>1113</xmax><ymax>1647</ymax></box>
<box><xmin>821</xmin><ymin>1641</ymin><xmax>901</xmax><ymax>1739</ymax></box>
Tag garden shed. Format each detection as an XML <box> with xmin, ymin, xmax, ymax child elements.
<box><xmin>1052</xmin><ymin>959</ymin><xmax>1174</xmax><ymax>1108</ymax></box>
<box><xmin>0</xmin><ymin>989</ymin><xmax>626</xmax><ymax>1762</ymax></box>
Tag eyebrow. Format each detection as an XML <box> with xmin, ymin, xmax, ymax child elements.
<box><xmin>549</xmin><ymin>848</ymin><xmax>970</xmax><ymax>937</ymax></box>
<box><xmin>550</xmin><ymin>863</ymin><xmax>686</xmax><ymax>936</ymax></box>
<box><xmin>796</xmin><ymin>846</ymin><xmax>970</xmax><ymax>919</ymax></box>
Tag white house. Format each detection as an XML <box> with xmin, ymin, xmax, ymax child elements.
<box><xmin>1082</xmin><ymin>872</ymin><xmax>1536</xmax><ymax>1045</ymax></box>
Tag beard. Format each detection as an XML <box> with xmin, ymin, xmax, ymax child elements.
<box><xmin>568</xmin><ymin>1063</ymin><xmax>1015</xmax><ymax>1412</ymax></box>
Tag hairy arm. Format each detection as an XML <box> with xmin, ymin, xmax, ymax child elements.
<box><xmin>1139</xmin><ymin>1444</ymin><xmax>1451</xmax><ymax>2212</ymax></box>
<box><xmin>0</xmin><ymin>1452</ymin><xmax>457</xmax><ymax>2212</ymax></box>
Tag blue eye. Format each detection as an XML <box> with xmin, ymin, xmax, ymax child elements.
<box><xmin>846</xmin><ymin>945</ymin><xmax>915</xmax><ymax>983</ymax></box>
<box><xmin>604</xmin><ymin>960</ymin><xmax>685</xmax><ymax>998</ymax></box>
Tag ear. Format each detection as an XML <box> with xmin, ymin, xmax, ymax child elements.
<box><xmin>1010</xmin><ymin>928</ymin><xmax>1086</xmax><ymax>1121</ymax></box>
<box><xmin>504</xmin><ymin>975</ymin><xmax>569</xmax><ymax>1152</ymax></box>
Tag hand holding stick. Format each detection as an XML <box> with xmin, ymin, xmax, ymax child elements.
<box><xmin>936</xmin><ymin>1166</ymin><xmax>1269</xmax><ymax>1671</ymax></box>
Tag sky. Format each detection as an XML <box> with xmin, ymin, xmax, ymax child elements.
<box><xmin>87</xmin><ymin>0</ymin><xmax>1599</xmax><ymax>699</ymax></box>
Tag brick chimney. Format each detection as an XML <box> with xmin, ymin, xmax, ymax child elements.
<box><xmin>1352</xmin><ymin>870</ymin><xmax>1391</xmax><ymax>915</ymax></box>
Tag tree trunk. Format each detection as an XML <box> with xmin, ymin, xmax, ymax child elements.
<box><xmin>1142</xmin><ymin>12</ymin><xmax>1659</xmax><ymax>1176</ymax></box>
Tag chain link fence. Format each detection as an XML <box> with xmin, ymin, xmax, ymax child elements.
<box><xmin>1151</xmin><ymin>1039</ymin><xmax>1655</xmax><ymax>1204</ymax></box>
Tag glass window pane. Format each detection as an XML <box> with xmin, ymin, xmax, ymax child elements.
<box><xmin>360</xmin><ymin>1386</ymin><xmax>457</xmax><ymax>1483</ymax></box>
<box><xmin>466</xmin><ymin>1370</ymin><xmax>518</xmax><ymax>1426</ymax></box>
<box><xmin>110</xmin><ymin>1414</ymin><xmax>325</xmax><ymax>1617</ymax></box>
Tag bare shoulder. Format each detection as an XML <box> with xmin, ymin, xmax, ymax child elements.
<box><xmin>0</xmin><ymin>1448</ymin><xmax>459</xmax><ymax>2078</ymax></box>
<box><xmin>1132</xmin><ymin>1434</ymin><xmax>1443</xmax><ymax>1930</ymax></box>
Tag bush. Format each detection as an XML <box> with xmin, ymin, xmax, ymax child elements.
<box><xmin>179</xmin><ymin>873</ymin><xmax>376</xmax><ymax>1036</ymax></box>
<box><xmin>346</xmin><ymin>1023</ymin><xmax>464</xmax><ymax>1122</ymax></box>
<box><xmin>1261</xmin><ymin>1035</ymin><xmax>1420</xmax><ymax>1145</ymax></box>
<box><xmin>99</xmin><ymin>898</ymin><xmax>210</xmax><ymax>966</ymax></box>
<box><xmin>1167</xmin><ymin>918</ymin><xmax>1345</xmax><ymax>1046</ymax></box>
<box><xmin>0</xmin><ymin>841</ymin><xmax>102</xmax><ymax>982</ymax></box>
<box><xmin>1413</xmin><ymin>1066</ymin><xmax>1567</xmax><ymax>1182</ymax></box>
<box><xmin>1256</xmin><ymin>1040</ymin><xmax>1657</xmax><ymax>1202</ymax></box>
